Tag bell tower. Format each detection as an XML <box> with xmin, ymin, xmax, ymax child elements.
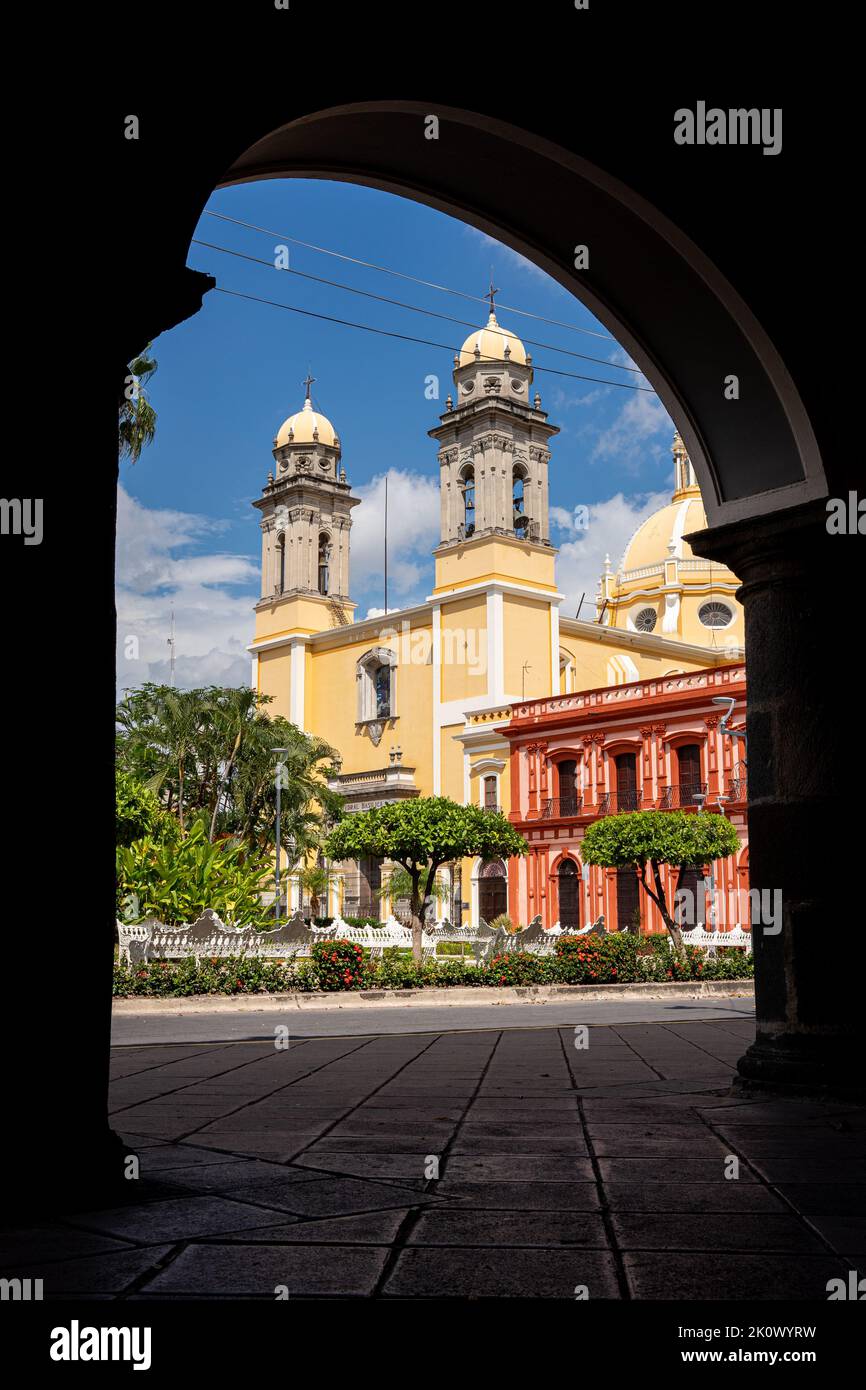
<box><xmin>253</xmin><ymin>375</ymin><xmax>360</xmax><ymax>637</ymax></box>
<box><xmin>430</xmin><ymin>285</ymin><xmax>559</xmax><ymax>595</ymax></box>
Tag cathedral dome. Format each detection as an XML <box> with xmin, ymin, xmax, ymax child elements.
<box><xmin>275</xmin><ymin>396</ymin><xmax>338</xmax><ymax>449</ymax></box>
<box><xmin>620</xmin><ymin>493</ymin><xmax>709</xmax><ymax>573</ymax></box>
<box><xmin>458</xmin><ymin>311</ymin><xmax>527</xmax><ymax>367</ymax></box>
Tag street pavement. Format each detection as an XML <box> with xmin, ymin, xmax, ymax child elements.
<box><xmin>111</xmin><ymin>993</ymin><xmax>756</xmax><ymax>1045</ymax></box>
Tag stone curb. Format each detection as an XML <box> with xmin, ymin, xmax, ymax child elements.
<box><xmin>113</xmin><ymin>979</ymin><xmax>754</xmax><ymax>1015</ymax></box>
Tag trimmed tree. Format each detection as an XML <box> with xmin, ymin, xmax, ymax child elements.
<box><xmin>325</xmin><ymin>796</ymin><xmax>528</xmax><ymax>962</ymax></box>
<box><xmin>581</xmin><ymin>810</ymin><xmax>740</xmax><ymax>951</ymax></box>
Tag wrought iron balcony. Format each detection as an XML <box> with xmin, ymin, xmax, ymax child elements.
<box><xmin>541</xmin><ymin>795</ymin><xmax>583</xmax><ymax>819</ymax></box>
<box><xmin>596</xmin><ymin>789</ymin><xmax>644</xmax><ymax>815</ymax></box>
<box><xmin>481</xmin><ymin>803</ymin><xmax>502</xmax><ymax>815</ymax></box>
<box><xmin>726</xmin><ymin>777</ymin><xmax>748</xmax><ymax>803</ymax></box>
<box><xmin>659</xmin><ymin>782</ymin><xmax>708</xmax><ymax>810</ymax></box>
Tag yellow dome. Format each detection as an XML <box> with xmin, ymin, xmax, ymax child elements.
<box><xmin>275</xmin><ymin>397</ymin><xmax>338</xmax><ymax>449</ymax></box>
<box><xmin>620</xmin><ymin>494</ymin><xmax>711</xmax><ymax>573</ymax></box>
<box><xmin>458</xmin><ymin>312</ymin><xmax>527</xmax><ymax>367</ymax></box>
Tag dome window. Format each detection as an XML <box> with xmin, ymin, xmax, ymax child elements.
<box><xmin>698</xmin><ymin>601</ymin><xmax>733</xmax><ymax>628</ymax></box>
<box><xmin>634</xmin><ymin>607</ymin><xmax>657</xmax><ymax>633</ymax></box>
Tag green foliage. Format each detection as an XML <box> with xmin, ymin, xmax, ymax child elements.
<box><xmin>113</xmin><ymin>941</ymin><xmax>753</xmax><ymax>996</ymax></box>
<box><xmin>489</xmin><ymin>913</ymin><xmax>515</xmax><ymax>933</ymax></box>
<box><xmin>325</xmin><ymin>797</ymin><xmax>526</xmax><ymax>914</ymax></box>
<box><xmin>581</xmin><ymin>811</ymin><xmax>741</xmax><ymax>945</ymax></box>
<box><xmin>311</xmin><ymin>939</ymin><xmax>369</xmax><ymax>991</ymax></box>
<box><xmin>116</xmin><ymin>683</ymin><xmax>340</xmax><ymax>852</ymax></box>
<box><xmin>116</xmin><ymin>819</ymin><xmax>271</xmax><ymax>926</ymax></box>
<box><xmin>118</xmin><ymin>346</ymin><xmax>158</xmax><ymax>464</ymax></box>
<box><xmin>115</xmin><ymin>768</ymin><xmax>178</xmax><ymax>849</ymax></box>
<box><xmin>582</xmin><ymin>810</ymin><xmax>740</xmax><ymax>869</ymax></box>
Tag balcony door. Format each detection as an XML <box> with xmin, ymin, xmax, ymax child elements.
<box><xmin>558</xmin><ymin>759</ymin><xmax>578</xmax><ymax>815</ymax></box>
<box><xmin>615</xmin><ymin>752</ymin><xmax>639</xmax><ymax>811</ymax></box>
<box><xmin>557</xmin><ymin>859</ymin><xmax>580</xmax><ymax>930</ymax></box>
<box><xmin>616</xmin><ymin>865</ymin><xmax>642</xmax><ymax>933</ymax></box>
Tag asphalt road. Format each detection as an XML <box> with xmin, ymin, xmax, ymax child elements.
<box><xmin>111</xmin><ymin>993</ymin><xmax>755</xmax><ymax>1044</ymax></box>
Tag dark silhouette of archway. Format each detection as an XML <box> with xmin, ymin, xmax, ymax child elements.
<box><xmin>15</xmin><ymin>66</ymin><xmax>857</xmax><ymax>1220</ymax></box>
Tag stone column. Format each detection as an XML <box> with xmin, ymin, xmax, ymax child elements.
<box><xmin>689</xmin><ymin>500</ymin><xmax>858</xmax><ymax>1095</ymax></box>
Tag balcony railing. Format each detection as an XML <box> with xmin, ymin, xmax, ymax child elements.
<box><xmin>481</xmin><ymin>803</ymin><xmax>502</xmax><ymax>815</ymax></box>
<box><xmin>659</xmin><ymin>782</ymin><xmax>708</xmax><ymax>810</ymax></box>
<box><xmin>541</xmin><ymin>795</ymin><xmax>583</xmax><ymax>819</ymax></box>
<box><xmin>726</xmin><ymin>777</ymin><xmax>748</xmax><ymax>803</ymax></box>
<box><xmin>597</xmin><ymin>789</ymin><xmax>644</xmax><ymax>815</ymax></box>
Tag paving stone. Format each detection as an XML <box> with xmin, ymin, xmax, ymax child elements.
<box><xmin>292</xmin><ymin>1153</ymin><xmax>432</xmax><ymax>1185</ymax></box>
<box><xmin>65</xmin><ymin>1195</ymin><xmax>299</xmax><ymax>1242</ymax></box>
<box><xmin>776</xmin><ymin>1184</ymin><xmax>866</xmax><ymax>1215</ymax></box>
<box><xmin>18</xmin><ymin>1245</ymin><xmax>174</xmax><ymax>1295</ymax></box>
<box><xmin>799</xmin><ymin>1216</ymin><xmax>866</xmax><ymax>1257</ymax></box>
<box><xmin>149</xmin><ymin>1159</ymin><xmax>321</xmax><ymax>1192</ymax></box>
<box><xmin>142</xmin><ymin>1147</ymin><xmax>251</xmax><ymax>1173</ymax></box>
<box><xmin>208</xmin><ymin>1209</ymin><xmax>412</xmax><ymax>1245</ymax></box>
<box><xmin>585</xmin><ymin>1125</ymin><xmax>729</xmax><ymax>1157</ymax></box>
<box><xmin>611</xmin><ymin>1212</ymin><xmax>826</xmax><ymax>1253</ymax></box>
<box><xmin>598</xmin><ymin>1157</ymin><xmax>757</xmax><ymax>1183</ymax></box>
<box><xmin>455</xmin><ymin>1120</ymin><xmax>583</xmax><ymax>1138</ymax></box>
<box><xmin>382</xmin><ymin>1247</ymin><xmax>621</xmax><ymax>1298</ymax></box>
<box><xmin>623</xmin><ymin>1251</ymin><xmax>852</xmax><ymax>1301</ymax></box>
<box><xmin>296</xmin><ymin>1133</ymin><xmax>455</xmax><ymax>1154</ymax></box>
<box><xmin>262</xmin><ymin>1175</ymin><xmax>442</xmax><ymax>1218</ymax></box>
<box><xmin>444</xmin><ymin>1155</ymin><xmax>594</xmax><ymax>1181</ymax></box>
<box><xmin>407</xmin><ymin>1209</ymin><xmax>609</xmax><ymax>1248</ymax></box>
<box><xmin>143</xmin><ymin>1242</ymin><xmax>389</xmax><ymax>1296</ymax></box>
<box><xmin>0</xmin><ymin>1225</ymin><xmax>131</xmax><ymax>1266</ymax></box>
<box><xmin>450</xmin><ymin>1137</ymin><xmax>588</xmax><ymax>1155</ymax></box>
<box><xmin>432</xmin><ymin>1181</ymin><xmax>601</xmax><ymax>1210</ymax></box>
<box><xmin>748</xmin><ymin>1157</ymin><xmax>866</xmax><ymax>1184</ymax></box>
<box><xmin>602</xmin><ymin>1182</ymin><xmax>787</xmax><ymax>1213</ymax></box>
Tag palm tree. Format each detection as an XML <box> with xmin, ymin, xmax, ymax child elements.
<box><xmin>119</xmin><ymin>346</ymin><xmax>158</xmax><ymax>463</ymax></box>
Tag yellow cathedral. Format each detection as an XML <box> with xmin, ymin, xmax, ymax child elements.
<box><xmin>248</xmin><ymin>307</ymin><xmax>744</xmax><ymax>924</ymax></box>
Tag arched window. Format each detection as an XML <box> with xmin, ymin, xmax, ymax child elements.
<box><xmin>558</xmin><ymin>859</ymin><xmax>580</xmax><ymax>929</ymax></box>
<box><xmin>460</xmin><ymin>468</ymin><xmax>475</xmax><ymax>537</ymax></box>
<box><xmin>477</xmin><ymin>859</ymin><xmax>507</xmax><ymax>922</ymax></box>
<box><xmin>357</xmin><ymin>648</ymin><xmax>396</xmax><ymax>723</ymax></box>
<box><xmin>317</xmin><ymin>533</ymin><xmax>331</xmax><ymax>595</ymax></box>
<box><xmin>513</xmin><ymin>466</ymin><xmax>528</xmax><ymax>535</ymax></box>
<box><xmin>277</xmin><ymin>534</ymin><xmax>285</xmax><ymax>594</ymax></box>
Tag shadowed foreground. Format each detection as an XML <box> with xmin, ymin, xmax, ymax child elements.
<box><xmin>7</xmin><ymin>1019</ymin><xmax>863</xmax><ymax>1299</ymax></box>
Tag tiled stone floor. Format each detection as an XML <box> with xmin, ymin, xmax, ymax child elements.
<box><xmin>6</xmin><ymin>1019</ymin><xmax>864</xmax><ymax>1299</ymax></box>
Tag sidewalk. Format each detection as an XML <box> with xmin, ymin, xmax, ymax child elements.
<box><xmin>4</xmin><ymin>1016</ymin><xmax>862</xmax><ymax>1300</ymax></box>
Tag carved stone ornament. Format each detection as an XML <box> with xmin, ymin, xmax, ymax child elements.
<box><xmin>367</xmin><ymin>720</ymin><xmax>384</xmax><ymax>747</ymax></box>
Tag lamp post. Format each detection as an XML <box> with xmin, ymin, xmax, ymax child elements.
<box><xmin>712</xmin><ymin>695</ymin><xmax>747</xmax><ymax>767</ymax></box>
<box><xmin>272</xmin><ymin>747</ymin><xmax>289</xmax><ymax>924</ymax></box>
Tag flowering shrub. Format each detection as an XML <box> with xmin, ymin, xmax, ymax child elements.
<box><xmin>113</xmin><ymin>938</ymin><xmax>753</xmax><ymax>996</ymax></box>
<box><xmin>310</xmin><ymin>939</ymin><xmax>370</xmax><ymax>991</ymax></box>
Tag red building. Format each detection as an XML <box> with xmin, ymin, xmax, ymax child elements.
<box><xmin>504</xmin><ymin>663</ymin><xmax>748</xmax><ymax>933</ymax></box>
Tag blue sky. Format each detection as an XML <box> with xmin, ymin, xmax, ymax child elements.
<box><xmin>117</xmin><ymin>178</ymin><xmax>678</xmax><ymax>692</ymax></box>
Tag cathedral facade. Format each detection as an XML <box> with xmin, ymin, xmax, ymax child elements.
<box><xmin>249</xmin><ymin>308</ymin><xmax>746</xmax><ymax>925</ymax></box>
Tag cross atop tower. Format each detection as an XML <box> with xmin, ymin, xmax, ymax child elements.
<box><xmin>486</xmin><ymin>271</ymin><xmax>499</xmax><ymax>319</ymax></box>
<box><xmin>303</xmin><ymin>370</ymin><xmax>316</xmax><ymax>402</ymax></box>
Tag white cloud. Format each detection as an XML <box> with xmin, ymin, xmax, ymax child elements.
<box><xmin>116</xmin><ymin>486</ymin><xmax>259</xmax><ymax>694</ymax></box>
<box><xmin>554</xmin><ymin>490</ymin><xmax>671</xmax><ymax>618</ymax></box>
<box><xmin>463</xmin><ymin>226</ymin><xmax>552</xmax><ymax>285</ymax></box>
<box><xmin>590</xmin><ymin>349</ymin><xmax>673</xmax><ymax>469</ymax></box>
<box><xmin>351</xmin><ymin>469</ymin><xmax>440</xmax><ymax>604</ymax></box>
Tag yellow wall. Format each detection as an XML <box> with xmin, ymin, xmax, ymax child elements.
<box><xmin>439</xmin><ymin>593</ymin><xmax>489</xmax><ymax>703</ymax></box>
<box><xmin>433</xmin><ymin>536</ymin><xmax>557</xmax><ymax>594</ymax></box>
<box><xmin>504</xmin><ymin>594</ymin><xmax>552</xmax><ymax>700</ymax></box>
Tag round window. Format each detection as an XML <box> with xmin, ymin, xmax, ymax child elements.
<box><xmin>698</xmin><ymin>601</ymin><xmax>733</xmax><ymax>628</ymax></box>
<box><xmin>634</xmin><ymin>607</ymin><xmax>657</xmax><ymax>632</ymax></box>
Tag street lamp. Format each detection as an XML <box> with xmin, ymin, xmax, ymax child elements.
<box><xmin>272</xmin><ymin>747</ymin><xmax>289</xmax><ymax>924</ymax></box>
<box><xmin>712</xmin><ymin>696</ymin><xmax>747</xmax><ymax>767</ymax></box>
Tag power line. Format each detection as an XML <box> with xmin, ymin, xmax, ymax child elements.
<box><xmin>210</xmin><ymin>285</ymin><xmax>657</xmax><ymax>392</ymax></box>
<box><xmin>191</xmin><ymin>237</ymin><xmax>642</xmax><ymax>375</ymax></box>
<box><xmin>203</xmin><ymin>209</ymin><xmax>617</xmax><ymax>342</ymax></box>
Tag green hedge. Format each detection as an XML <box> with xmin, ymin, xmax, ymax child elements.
<box><xmin>114</xmin><ymin>935</ymin><xmax>753</xmax><ymax>996</ymax></box>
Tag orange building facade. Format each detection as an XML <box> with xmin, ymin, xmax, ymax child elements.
<box><xmin>504</xmin><ymin>664</ymin><xmax>748</xmax><ymax>934</ymax></box>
